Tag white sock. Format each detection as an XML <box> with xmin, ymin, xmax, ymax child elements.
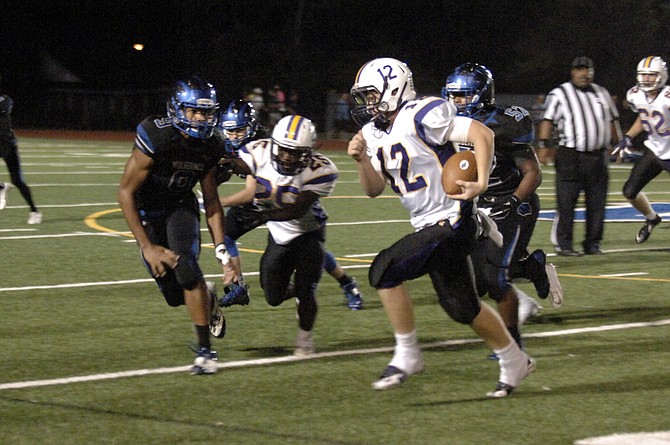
<box><xmin>389</xmin><ymin>330</ymin><xmax>422</xmax><ymax>374</ymax></box>
<box><xmin>495</xmin><ymin>341</ymin><xmax>529</xmax><ymax>386</ymax></box>
<box><xmin>494</xmin><ymin>340</ymin><xmax>522</xmax><ymax>364</ymax></box>
<box><xmin>645</xmin><ymin>211</ymin><xmax>658</xmax><ymax>220</ymax></box>
<box><xmin>395</xmin><ymin>330</ymin><xmax>418</xmax><ymax>349</ymax></box>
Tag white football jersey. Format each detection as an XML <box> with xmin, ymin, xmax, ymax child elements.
<box><xmin>362</xmin><ymin>96</ymin><xmax>473</xmax><ymax>230</ymax></box>
<box><xmin>626</xmin><ymin>85</ymin><xmax>670</xmax><ymax>160</ymax></box>
<box><xmin>239</xmin><ymin>139</ymin><xmax>338</xmax><ymax>245</ymax></box>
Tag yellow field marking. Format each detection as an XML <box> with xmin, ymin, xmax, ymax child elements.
<box><xmin>84</xmin><ymin>207</ymin><xmax>372</xmax><ymax>264</ymax></box>
<box><xmin>559</xmin><ymin>273</ymin><xmax>670</xmax><ymax>283</ymax></box>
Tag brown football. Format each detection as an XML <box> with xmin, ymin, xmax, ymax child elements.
<box><xmin>441</xmin><ymin>150</ymin><xmax>477</xmax><ymax>195</ymax></box>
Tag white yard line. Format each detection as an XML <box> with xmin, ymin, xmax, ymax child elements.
<box><xmin>1</xmin><ymin>319</ymin><xmax>667</xmax><ymax>391</ymax></box>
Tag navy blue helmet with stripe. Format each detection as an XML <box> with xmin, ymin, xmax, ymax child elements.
<box><xmin>442</xmin><ymin>63</ymin><xmax>495</xmax><ymax>117</ymax></box>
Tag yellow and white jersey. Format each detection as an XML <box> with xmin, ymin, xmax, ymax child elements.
<box><xmin>239</xmin><ymin>138</ymin><xmax>338</xmax><ymax>245</ymax></box>
<box><xmin>626</xmin><ymin>85</ymin><xmax>670</xmax><ymax>160</ymax></box>
<box><xmin>362</xmin><ymin>96</ymin><xmax>473</xmax><ymax>230</ymax></box>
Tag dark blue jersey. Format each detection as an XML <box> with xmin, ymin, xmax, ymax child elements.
<box><xmin>133</xmin><ymin>115</ymin><xmax>228</xmax><ymax>210</ymax></box>
<box><xmin>476</xmin><ymin>104</ymin><xmax>535</xmax><ymax>198</ymax></box>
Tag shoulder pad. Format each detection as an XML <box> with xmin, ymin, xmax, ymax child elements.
<box><xmin>134</xmin><ymin>115</ymin><xmax>174</xmax><ymax>156</ymax></box>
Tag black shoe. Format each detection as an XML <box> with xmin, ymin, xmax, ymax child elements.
<box><xmin>557</xmin><ymin>249</ymin><xmax>582</xmax><ymax>257</ymax></box>
<box><xmin>584</xmin><ymin>248</ymin><xmax>603</xmax><ymax>255</ymax></box>
<box><xmin>636</xmin><ymin>215</ymin><xmax>661</xmax><ymax>244</ymax></box>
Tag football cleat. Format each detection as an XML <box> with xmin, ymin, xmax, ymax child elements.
<box><xmin>219</xmin><ymin>282</ymin><xmax>250</xmax><ymax>307</ymax></box>
<box><xmin>206</xmin><ymin>282</ymin><xmax>226</xmax><ymax>338</ymax></box>
<box><xmin>546</xmin><ymin>263</ymin><xmax>563</xmax><ymax>309</ymax></box>
<box><xmin>636</xmin><ymin>214</ymin><xmax>661</xmax><ymax>244</ymax></box>
<box><xmin>517</xmin><ymin>288</ymin><xmax>542</xmax><ymax>325</ymax></box>
<box><xmin>372</xmin><ymin>354</ymin><xmax>425</xmax><ymax>390</ymax></box>
<box><xmin>372</xmin><ymin>366</ymin><xmax>410</xmax><ymax>390</ymax></box>
<box><xmin>293</xmin><ymin>329</ymin><xmax>314</xmax><ymax>356</ymax></box>
<box><xmin>190</xmin><ymin>347</ymin><xmax>218</xmax><ymax>375</ymax></box>
<box><xmin>341</xmin><ymin>278</ymin><xmax>363</xmax><ymax>310</ymax></box>
<box><xmin>0</xmin><ymin>183</ymin><xmax>11</xmax><ymax>210</ymax></box>
<box><xmin>488</xmin><ymin>354</ymin><xmax>536</xmax><ymax>398</ymax></box>
<box><xmin>27</xmin><ymin>211</ymin><xmax>42</xmax><ymax>225</ymax></box>
<box><xmin>486</xmin><ymin>382</ymin><xmax>517</xmax><ymax>398</ymax></box>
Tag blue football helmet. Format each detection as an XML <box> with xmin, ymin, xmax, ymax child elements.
<box><xmin>167</xmin><ymin>76</ymin><xmax>219</xmax><ymax>139</ymax></box>
<box><xmin>219</xmin><ymin>100</ymin><xmax>258</xmax><ymax>154</ymax></box>
<box><xmin>441</xmin><ymin>63</ymin><xmax>495</xmax><ymax>117</ymax></box>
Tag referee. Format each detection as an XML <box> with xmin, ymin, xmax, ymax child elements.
<box><xmin>537</xmin><ymin>56</ymin><xmax>622</xmax><ymax>256</ymax></box>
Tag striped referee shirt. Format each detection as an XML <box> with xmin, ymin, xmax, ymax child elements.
<box><xmin>542</xmin><ymin>82</ymin><xmax>619</xmax><ymax>152</ymax></box>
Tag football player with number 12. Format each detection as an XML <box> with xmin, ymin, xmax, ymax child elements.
<box><xmin>348</xmin><ymin>57</ymin><xmax>535</xmax><ymax>397</ymax></box>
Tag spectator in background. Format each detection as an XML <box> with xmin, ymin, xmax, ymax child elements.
<box><xmin>537</xmin><ymin>56</ymin><xmax>622</xmax><ymax>256</ymax></box>
<box><xmin>267</xmin><ymin>84</ymin><xmax>287</xmax><ymax>126</ymax></box>
<box><xmin>334</xmin><ymin>93</ymin><xmax>354</xmax><ymax>138</ymax></box>
<box><xmin>0</xmin><ymin>89</ymin><xmax>41</xmax><ymax>224</ymax></box>
<box><xmin>286</xmin><ymin>90</ymin><xmax>300</xmax><ymax>115</ymax></box>
<box><xmin>271</xmin><ymin>85</ymin><xmax>286</xmax><ymax>110</ymax></box>
<box><xmin>245</xmin><ymin>87</ymin><xmax>265</xmax><ymax>110</ymax></box>
<box><xmin>244</xmin><ymin>87</ymin><xmax>270</xmax><ymax>127</ymax></box>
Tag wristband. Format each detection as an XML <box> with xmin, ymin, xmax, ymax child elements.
<box><xmin>215</xmin><ymin>242</ymin><xmax>230</xmax><ymax>266</ymax></box>
<box><xmin>536</xmin><ymin>139</ymin><xmax>549</xmax><ymax>149</ymax></box>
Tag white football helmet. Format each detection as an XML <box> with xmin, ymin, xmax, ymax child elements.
<box><xmin>350</xmin><ymin>57</ymin><xmax>416</xmax><ymax>130</ymax></box>
<box><xmin>636</xmin><ymin>56</ymin><xmax>668</xmax><ymax>92</ymax></box>
<box><xmin>271</xmin><ymin>115</ymin><xmax>316</xmax><ymax>175</ymax></box>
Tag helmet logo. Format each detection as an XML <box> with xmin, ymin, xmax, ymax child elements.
<box><xmin>197</xmin><ymin>98</ymin><xmax>215</xmax><ymax>107</ymax></box>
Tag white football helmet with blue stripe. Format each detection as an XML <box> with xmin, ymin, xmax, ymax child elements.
<box><xmin>350</xmin><ymin>57</ymin><xmax>416</xmax><ymax>130</ymax></box>
<box><xmin>271</xmin><ymin>115</ymin><xmax>316</xmax><ymax>175</ymax></box>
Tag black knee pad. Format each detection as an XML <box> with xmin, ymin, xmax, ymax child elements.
<box><xmin>264</xmin><ymin>292</ymin><xmax>285</xmax><ymax>307</ymax></box>
<box><xmin>368</xmin><ymin>249</ymin><xmax>399</xmax><ymax>289</ymax></box>
<box><xmin>173</xmin><ymin>256</ymin><xmax>202</xmax><ymax>291</ymax></box>
<box><xmin>156</xmin><ymin>273</ymin><xmax>185</xmax><ymax>307</ymax></box>
<box><xmin>622</xmin><ymin>180</ymin><xmax>638</xmax><ymax>201</ymax></box>
<box><xmin>442</xmin><ymin>301</ymin><xmax>481</xmax><ymax>324</ymax></box>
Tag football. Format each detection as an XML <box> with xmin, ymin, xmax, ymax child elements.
<box><xmin>441</xmin><ymin>150</ymin><xmax>477</xmax><ymax>195</ymax></box>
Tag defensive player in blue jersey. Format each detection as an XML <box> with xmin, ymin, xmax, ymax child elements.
<box><xmin>118</xmin><ymin>77</ymin><xmax>236</xmax><ymax>375</ymax></box>
<box><xmin>443</xmin><ymin>63</ymin><xmax>564</xmax><ymax>349</ymax></box>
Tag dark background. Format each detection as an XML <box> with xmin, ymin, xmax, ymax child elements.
<box><xmin>1</xmin><ymin>0</ymin><xmax>668</xmax><ymax>131</ymax></box>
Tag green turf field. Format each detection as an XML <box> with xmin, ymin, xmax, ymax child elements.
<box><xmin>1</xmin><ymin>137</ymin><xmax>668</xmax><ymax>444</ymax></box>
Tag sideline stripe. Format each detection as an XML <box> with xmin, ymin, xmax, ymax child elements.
<box><xmin>1</xmin><ymin>319</ymin><xmax>667</xmax><ymax>391</ymax></box>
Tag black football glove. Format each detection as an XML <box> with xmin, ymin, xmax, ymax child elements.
<box><xmin>488</xmin><ymin>194</ymin><xmax>521</xmax><ymax>220</ymax></box>
<box><xmin>215</xmin><ymin>162</ymin><xmax>234</xmax><ymax>185</ymax></box>
<box><xmin>232</xmin><ymin>205</ymin><xmax>270</xmax><ymax>228</ymax></box>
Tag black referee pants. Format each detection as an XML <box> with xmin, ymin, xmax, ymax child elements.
<box><xmin>554</xmin><ymin>147</ymin><xmax>608</xmax><ymax>252</ymax></box>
